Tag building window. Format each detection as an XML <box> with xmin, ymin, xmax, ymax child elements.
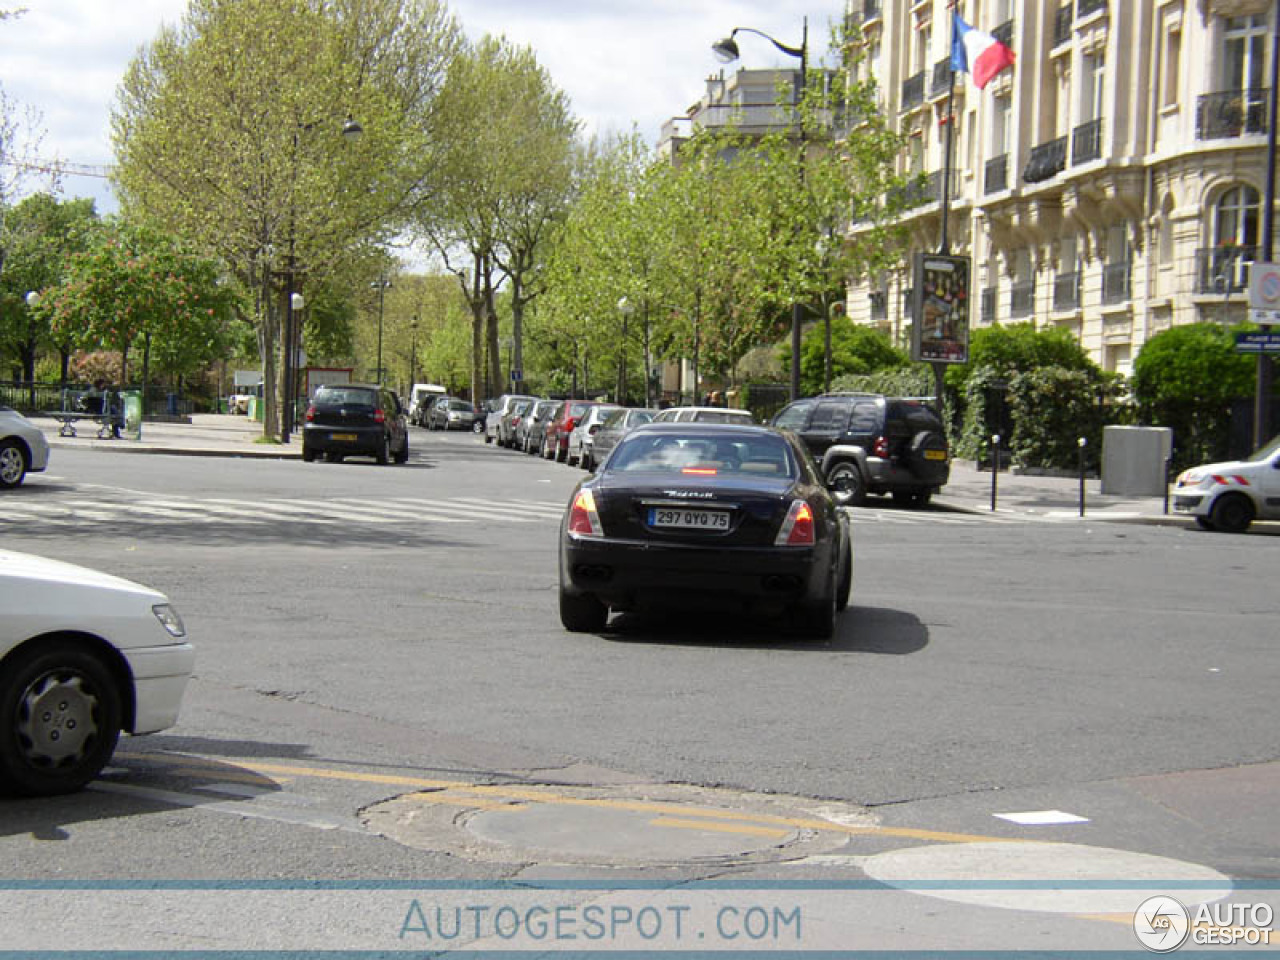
<box><xmin>1215</xmin><ymin>184</ymin><xmax>1260</xmax><ymax>249</ymax></box>
<box><xmin>1163</xmin><ymin>25</ymin><xmax>1181</xmax><ymax>109</ymax></box>
<box><xmin>1223</xmin><ymin>15</ymin><xmax>1268</xmax><ymax>94</ymax></box>
<box><xmin>1103</xmin><ymin>224</ymin><xmax>1131</xmax><ymax>305</ymax></box>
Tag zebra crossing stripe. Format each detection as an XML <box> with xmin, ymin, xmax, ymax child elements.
<box><xmin>448</xmin><ymin>497</ymin><xmax>564</xmax><ymax>519</ymax></box>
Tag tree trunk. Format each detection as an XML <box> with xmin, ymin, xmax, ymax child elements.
<box><xmin>484</xmin><ymin>257</ymin><xmax>501</xmax><ymax>397</ymax></box>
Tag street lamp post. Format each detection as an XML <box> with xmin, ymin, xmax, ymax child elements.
<box><xmin>371</xmin><ymin>276</ymin><xmax>392</xmax><ymax>383</ymax></box>
<box><xmin>280</xmin><ymin>115</ymin><xmax>362</xmax><ymax>444</ymax></box>
<box><xmin>714</xmin><ymin>18</ymin><xmax>808</xmax><ymax>402</ymax></box>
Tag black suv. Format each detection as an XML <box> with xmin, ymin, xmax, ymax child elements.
<box><xmin>771</xmin><ymin>393</ymin><xmax>949</xmax><ymax>507</ymax></box>
<box><xmin>302</xmin><ymin>383</ymin><xmax>409</xmax><ymax>465</ymax></box>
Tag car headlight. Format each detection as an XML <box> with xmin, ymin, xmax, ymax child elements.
<box><xmin>152</xmin><ymin>603</ymin><xmax>187</xmax><ymax>638</ymax></box>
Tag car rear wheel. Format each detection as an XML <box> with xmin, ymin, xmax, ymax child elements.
<box><xmin>0</xmin><ymin>439</ymin><xmax>29</xmax><ymax>488</ymax></box>
<box><xmin>1210</xmin><ymin>493</ymin><xmax>1254</xmax><ymax>534</ymax></box>
<box><xmin>826</xmin><ymin>462</ymin><xmax>866</xmax><ymax>508</ymax></box>
<box><xmin>394</xmin><ymin>437</ymin><xmax>409</xmax><ymax>464</ymax></box>
<box><xmin>376</xmin><ymin>435</ymin><xmax>390</xmax><ymax>465</ymax></box>
<box><xmin>795</xmin><ymin>576</ymin><xmax>837</xmax><ymax>641</ymax></box>
<box><xmin>835</xmin><ymin>538</ymin><xmax>852</xmax><ymax>612</ymax></box>
<box><xmin>0</xmin><ymin>642</ymin><xmax>123</xmax><ymax>796</ymax></box>
<box><xmin>302</xmin><ymin>446</ymin><xmax>317</xmax><ymax>463</ymax></box>
<box><xmin>581</xmin><ymin>449</ymin><xmax>593</xmax><ymax>472</ymax></box>
<box><xmin>559</xmin><ymin>588</ymin><xmax>608</xmax><ymax>633</ymax></box>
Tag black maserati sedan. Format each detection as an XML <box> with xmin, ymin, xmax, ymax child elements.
<box><xmin>558</xmin><ymin>422</ymin><xmax>852</xmax><ymax>638</ymax></box>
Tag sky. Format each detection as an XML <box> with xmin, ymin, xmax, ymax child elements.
<box><xmin>0</xmin><ymin>0</ymin><xmax>844</xmax><ymax>219</ymax></box>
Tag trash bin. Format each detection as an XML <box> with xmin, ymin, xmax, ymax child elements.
<box><xmin>248</xmin><ymin>397</ymin><xmax>262</xmax><ymax>421</ymax></box>
<box><xmin>121</xmin><ymin>390</ymin><xmax>143</xmax><ymax>441</ymax></box>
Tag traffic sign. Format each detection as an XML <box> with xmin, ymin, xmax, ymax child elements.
<box><xmin>1234</xmin><ymin>331</ymin><xmax>1280</xmax><ymax>354</ymax></box>
<box><xmin>1248</xmin><ymin>261</ymin><xmax>1280</xmax><ymax>311</ymax></box>
<box><xmin>509</xmin><ymin>368</ymin><xmax>523</xmax><ymax>382</ymax></box>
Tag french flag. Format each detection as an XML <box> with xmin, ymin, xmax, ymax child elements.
<box><xmin>951</xmin><ymin>12</ymin><xmax>1016</xmax><ymax>90</ymax></box>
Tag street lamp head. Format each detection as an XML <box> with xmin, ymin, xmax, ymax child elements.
<box><xmin>617</xmin><ymin>296</ymin><xmax>635</xmax><ymax>316</ymax></box>
<box><xmin>24</xmin><ymin>290</ymin><xmax>40</xmax><ymax>308</ymax></box>
<box><xmin>342</xmin><ymin>116</ymin><xmax>363</xmax><ymax>141</ymax></box>
<box><xmin>711</xmin><ymin>33</ymin><xmax>740</xmax><ymax>63</ymax></box>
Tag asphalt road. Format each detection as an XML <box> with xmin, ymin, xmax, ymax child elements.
<box><xmin>2</xmin><ymin>426</ymin><xmax>1277</xmax><ymax>951</ymax></box>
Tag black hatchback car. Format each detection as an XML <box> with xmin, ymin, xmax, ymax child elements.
<box><xmin>302</xmin><ymin>383</ymin><xmax>409</xmax><ymax>464</ymax></box>
<box><xmin>771</xmin><ymin>393</ymin><xmax>948</xmax><ymax>507</ymax></box>
<box><xmin>559</xmin><ymin>423</ymin><xmax>852</xmax><ymax>639</ymax></box>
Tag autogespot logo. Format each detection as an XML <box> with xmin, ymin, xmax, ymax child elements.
<box><xmin>1134</xmin><ymin>895</ymin><xmax>1191</xmax><ymax>953</ymax></box>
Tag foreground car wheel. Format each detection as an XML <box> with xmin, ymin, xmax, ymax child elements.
<box><xmin>0</xmin><ymin>439</ymin><xmax>28</xmax><ymax>488</ymax></box>
<box><xmin>559</xmin><ymin>589</ymin><xmax>608</xmax><ymax>633</ymax></box>
<box><xmin>836</xmin><ymin>539</ymin><xmax>852</xmax><ymax>612</ymax></box>
<box><xmin>302</xmin><ymin>446</ymin><xmax>317</xmax><ymax>463</ymax></box>
<box><xmin>795</xmin><ymin>584</ymin><xmax>837</xmax><ymax>641</ymax></box>
<box><xmin>1210</xmin><ymin>493</ymin><xmax>1254</xmax><ymax>534</ymax></box>
<box><xmin>1194</xmin><ymin>515</ymin><xmax>1216</xmax><ymax>531</ymax></box>
<box><xmin>394</xmin><ymin>437</ymin><xmax>409</xmax><ymax>464</ymax></box>
<box><xmin>826</xmin><ymin>462</ymin><xmax>866</xmax><ymax>508</ymax></box>
<box><xmin>376</xmin><ymin>435</ymin><xmax>390</xmax><ymax>465</ymax></box>
<box><xmin>0</xmin><ymin>642</ymin><xmax>123</xmax><ymax>796</ymax></box>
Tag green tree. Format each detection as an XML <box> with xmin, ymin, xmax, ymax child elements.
<box><xmin>0</xmin><ymin>194</ymin><xmax>97</xmax><ymax>384</ymax></box>
<box><xmin>33</xmin><ymin>219</ymin><xmax>239</xmax><ymax>387</ymax></box>
<box><xmin>787</xmin><ymin>312</ymin><xmax>907</xmax><ymax>394</ymax></box>
<box><xmin>112</xmin><ymin>0</ymin><xmax>462</xmax><ymax>437</ymax></box>
<box><xmin>1131</xmin><ymin>322</ymin><xmax>1262</xmax><ymax>468</ymax></box>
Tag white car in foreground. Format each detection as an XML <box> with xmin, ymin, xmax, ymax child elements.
<box><xmin>0</xmin><ymin>551</ymin><xmax>195</xmax><ymax>795</ymax></box>
<box><xmin>1173</xmin><ymin>434</ymin><xmax>1280</xmax><ymax>533</ymax></box>
<box><xmin>0</xmin><ymin>405</ymin><xmax>50</xmax><ymax>488</ymax></box>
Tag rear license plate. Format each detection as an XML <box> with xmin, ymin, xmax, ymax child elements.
<box><xmin>924</xmin><ymin>449</ymin><xmax>947</xmax><ymax>461</ymax></box>
<box><xmin>648</xmin><ymin>508</ymin><xmax>730</xmax><ymax>531</ymax></box>
<box><xmin>331</xmin><ymin>433</ymin><xmax>358</xmax><ymax>442</ymax></box>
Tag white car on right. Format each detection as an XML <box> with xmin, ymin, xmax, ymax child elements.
<box><xmin>0</xmin><ymin>405</ymin><xmax>50</xmax><ymax>489</ymax></box>
<box><xmin>1173</xmin><ymin>434</ymin><xmax>1280</xmax><ymax>533</ymax></box>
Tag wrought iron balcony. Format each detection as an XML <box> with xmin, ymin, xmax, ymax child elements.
<box><xmin>981</xmin><ymin>287</ymin><xmax>997</xmax><ymax>324</ymax></box>
<box><xmin>931</xmin><ymin>58</ymin><xmax>953</xmax><ymax>97</ymax></box>
<box><xmin>889</xmin><ymin>169</ymin><xmax>957</xmax><ymax>210</ymax></box>
<box><xmin>992</xmin><ymin>19</ymin><xmax>1014</xmax><ymax>48</ymax></box>
<box><xmin>1102</xmin><ymin>262</ymin><xmax>1131</xmax><ymax>305</ymax></box>
<box><xmin>1195</xmin><ymin>246</ymin><xmax>1256</xmax><ymax>294</ymax></box>
<box><xmin>1196</xmin><ymin>89</ymin><xmax>1270</xmax><ymax>140</ymax></box>
<box><xmin>902</xmin><ymin>71</ymin><xmax>926</xmax><ymax>109</ymax></box>
<box><xmin>1024</xmin><ymin>136</ymin><xmax>1067</xmax><ymax>184</ymax></box>
<box><xmin>985</xmin><ymin>154</ymin><xmax>1009</xmax><ymax>194</ymax></box>
<box><xmin>1053</xmin><ymin>5</ymin><xmax>1074</xmax><ymax>46</ymax></box>
<box><xmin>1053</xmin><ymin>271</ymin><xmax>1081</xmax><ymax>311</ymax></box>
<box><xmin>1071</xmin><ymin>118</ymin><xmax>1102</xmax><ymax>165</ymax></box>
<box><xmin>1077</xmin><ymin>0</ymin><xmax>1106</xmax><ymax>18</ymax></box>
<box><xmin>1011</xmin><ymin>282</ymin><xmax>1035</xmax><ymax>318</ymax></box>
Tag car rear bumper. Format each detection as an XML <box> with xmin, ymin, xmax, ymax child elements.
<box><xmin>303</xmin><ymin>424</ymin><xmax>383</xmax><ymax>455</ymax></box>
<box><xmin>561</xmin><ymin>534</ymin><xmax>832</xmax><ymax>611</ymax></box>
<box><xmin>865</xmin><ymin>457</ymin><xmax>949</xmax><ymax>492</ymax></box>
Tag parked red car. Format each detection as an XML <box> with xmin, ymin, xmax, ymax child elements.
<box><xmin>541</xmin><ymin>400</ymin><xmax>604</xmax><ymax>463</ymax></box>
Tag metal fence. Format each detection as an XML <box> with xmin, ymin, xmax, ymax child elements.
<box><xmin>0</xmin><ymin>381</ymin><xmax>197</xmax><ymax>417</ymax></box>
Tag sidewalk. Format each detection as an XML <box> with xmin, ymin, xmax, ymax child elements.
<box><xmin>31</xmin><ymin>413</ymin><xmax>1180</xmax><ymax>523</ymax></box>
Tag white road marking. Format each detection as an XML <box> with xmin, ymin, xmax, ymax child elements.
<box><xmin>994</xmin><ymin>809</ymin><xmax>1091</xmax><ymax>825</ymax></box>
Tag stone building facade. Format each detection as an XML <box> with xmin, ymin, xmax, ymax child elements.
<box><xmin>844</xmin><ymin>0</ymin><xmax>1277</xmax><ymax>377</ymax></box>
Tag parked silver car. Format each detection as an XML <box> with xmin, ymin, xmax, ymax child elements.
<box><xmin>0</xmin><ymin>406</ymin><xmax>51</xmax><ymax>489</ymax></box>
<box><xmin>586</xmin><ymin>407</ymin><xmax>657</xmax><ymax>470</ymax></box>
<box><xmin>566</xmin><ymin>404</ymin><xmax>623</xmax><ymax>468</ymax></box>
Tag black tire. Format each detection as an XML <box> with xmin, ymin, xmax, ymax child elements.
<box><xmin>835</xmin><ymin>536</ymin><xmax>852</xmax><ymax>612</ymax></box>
<box><xmin>325</xmin><ymin>452</ymin><xmax>344</xmax><ymax>463</ymax></box>
<box><xmin>472</xmin><ymin>421</ymin><xmax>484</xmax><ymax>434</ymax></box>
<box><xmin>1195</xmin><ymin>515</ymin><xmax>1216</xmax><ymax>531</ymax></box>
<box><xmin>485</xmin><ymin>431</ymin><xmax>493</xmax><ymax>444</ymax></box>
<box><xmin>0</xmin><ymin>641</ymin><xmax>123</xmax><ymax>796</ymax></box>
<box><xmin>302</xmin><ymin>446</ymin><xmax>317</xmax><ymax>463</ymax></box>
<box><xmin>826</xmin><ymin>462</ymin><xmax>867</xmax><ymax>508</ymax></box>
<box><xmin>581</xmin><ymin>449</ymin><xmax>594</xmax><ymax>472</ymax></box>
<box><xmin>795</xmin><ymin>574</ymin><xmax>837</xmax><ymax>641</ymax></box>
<box><xmin>0</xmin><ymin>439</ymin><xmax>29</xmax><ymax>488</ymax></box>
<box><xmin>1210</xmin><ymin>493</ymin><xmax>1254</xmax><ymax>534</ymax></box>
<box><xmin>394</xmin><ymin>437</ymin><xmax>409</xmax><ymax>464</ymax></box>
<box><xmin>559</xmin><ymin>588</ymin><xmax>608</xmax><ymax>633</ymax></box>
<box><xmin>375</xmin><ymin>434</ymin><xmax>390</xmax><ymax>465</ymax></box>
<box><xmin>543</xmin><ymin>435</ymin><xmax>554</xmax><ymax>460</ymax></box>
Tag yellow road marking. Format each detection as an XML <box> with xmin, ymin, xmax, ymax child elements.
<box><xmin>127</xmin><ymin>752</ymin><xmax>1024</xmax><ymax>846</ymax></box>
<box><xmin>651</xmin><ymin>816</ymin><xmax>791</xmax><ymax>839</ymax></box>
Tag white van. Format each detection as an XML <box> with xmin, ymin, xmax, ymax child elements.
<box><xmin>407</xmin><ymin>383</ymin><xmax>447</xmax><ymax>426</ymax></box>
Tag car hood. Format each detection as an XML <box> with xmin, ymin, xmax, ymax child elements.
<box><xmin>0</xmin><ymin>549</ymin><xmax>165</xmax><ymax>601</ymax></box>
<box><xmin>1179</xmin><ymin>458</ymin><xmax>1263</xmax><ymax>479</ymax></box>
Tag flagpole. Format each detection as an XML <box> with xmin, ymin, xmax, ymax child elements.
<box><xmin>940</xmin><ymin>3</ymin><xmax>957</xmax><ymax>255</ymax></box>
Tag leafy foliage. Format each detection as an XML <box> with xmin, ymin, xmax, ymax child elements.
<box><xmin>1130</xmin><ymin>322</ymin><xmax>1262</xmax><ymax>467</ymax></box>
<box><xmin>783</xmin><ymin>313</ymin><xmax>907</xmax><ymax>394</ymax></box>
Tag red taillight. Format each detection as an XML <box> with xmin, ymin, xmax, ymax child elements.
<box><xmin>872</xmin><ymin>436</ymin><xmax>890</xmax><ymax>458</ymax></box>
<box><xmin>565</xmin><ymin>418</ymin><xmax>578</xmax><ymax>432</ymax></box>
<box><xmin>775</xmin><ymin>500</ymin><xmax>816</xmax><ymax>546</ymax></box>
<box><xmin>305</xmin><ymin>406</ymin><xmax>316</xmax><ymax>422</ymax></box>
<box><xmin>681</xmin><ymin>467</ymin><xmax>718</xmax><ymax>476</ymax></box>
<box><xmin>374</xmin><ymin>408</ymin><xmax>386</xmax><ymax>424</ymax></box>
<box><xmin>567</xmin><ymin>489</ymin><xmax>604</xmax><ymax>537</ymax></box>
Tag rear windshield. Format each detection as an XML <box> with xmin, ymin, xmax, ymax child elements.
<box><xmin>448</xmin><ymin>400</ymin><xmax>471</xmax><ymax>411</ymax></box>
<box><xmin>315</xmin><ymin>387</ymin><xmax>376</xmax><ymax>406</ymax></box>
<box><xmin>567</xmin><ymin>402</ymin><xmax>591</xmax><ymax>418</ymax></box>
<box><xmin>691</xmin><ymin>410</ymin><xmax>753</xmax><ymax>424</ymax></box>
<box><xmin>610</xmin><ymin>432</ymin><xmax>796</xmax><ymax>478</ymax></box>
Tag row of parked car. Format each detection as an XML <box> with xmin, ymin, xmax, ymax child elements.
<box><xmin>482</xmin><ymin>395</ymin><xmax>755</xmax><ymax>471</ymax></box>
<box><xmin>476</xmin><ymin>391</ymin><xmax>955</xmax><ymax>509</ymax></box>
